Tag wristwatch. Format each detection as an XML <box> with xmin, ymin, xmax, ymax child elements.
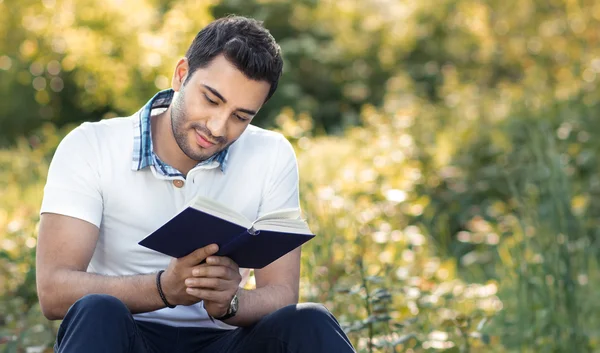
<box><xmin>214</xmin><ymin>293</ymin><xmax>239</xmax><ymax>321</ymax></box>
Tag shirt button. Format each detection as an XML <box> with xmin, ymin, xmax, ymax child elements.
<box><xmin>173</xmin><ymin>180</ymin><xmax>184</xmax><ymax>188</ymax></box>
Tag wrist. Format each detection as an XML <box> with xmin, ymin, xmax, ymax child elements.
<box><xmin>156</xmin><ymin>270</ymin><xmax>176</xmax><ymax>309</ymax></box>
<box><xmin>214</xmin><ymin>288</ymin><xmax>239</xmax><ymax>321</ymax></box>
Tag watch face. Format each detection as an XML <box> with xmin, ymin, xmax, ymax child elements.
<box><xmin>231</xmin><ymin>294</ymin><xmax>239</xmax><ymax>313</ymax></box>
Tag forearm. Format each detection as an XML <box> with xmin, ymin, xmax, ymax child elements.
<box><xmin>39</xmin><ymin>268</ymin><xmax>164</xmax><ymax>320</ymax></box>
<box><xmin>223</xmin><ymin>284</ymin><xmax>298</xmax><ymax>327</ymax></box>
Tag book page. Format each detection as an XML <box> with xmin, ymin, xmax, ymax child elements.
<box><xmin>254</xmin><ymin>217</ymin><xmax>313</xmax><ymax>235</ymax></box>
<box><xmin>254</xmin><ymin>208</ymin><xmax>302</xmax><ymax>223</ymax></box>
<box><xmin>192</xmin><ymin>196</ymin><xmax>253</xmax><ymax>229</ymax></box>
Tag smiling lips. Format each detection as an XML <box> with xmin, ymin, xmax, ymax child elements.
<box><xmin>195</xmin><ymin>129</ymin><xmax>217</xmax><ymax>148</ymax></box>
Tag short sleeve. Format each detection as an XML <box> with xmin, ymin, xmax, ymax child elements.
<box><xmin>40</xmin><ymin>123</ymin><xmax>103</xmax><ymax>228</ymax></box>
<box><xmin>257</xmin><ymin>136</ymin><xmax>300</xmax><ymax>218</ymax></box>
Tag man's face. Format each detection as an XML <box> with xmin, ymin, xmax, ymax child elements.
<box><xmin>170</xmin><ymin>55</ymin><xmax>271</xmax><ymax>163</ymax></box>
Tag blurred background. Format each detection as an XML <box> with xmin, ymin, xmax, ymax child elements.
<box><xmin>1</xmin><ymin>0</ymin><xmax>600</xmax><ymax>352</ymax></box>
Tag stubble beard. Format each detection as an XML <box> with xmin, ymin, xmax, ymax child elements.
<box><xmin>170</xmin><ymin>92</ymin><xmax>226</xmax><ymax>163</ymax></box>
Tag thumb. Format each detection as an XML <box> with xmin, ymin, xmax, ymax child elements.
<box><xmin>183</xmin><ymin>244</ymin><xmax>219</xmax><ymax>265</ymax></box>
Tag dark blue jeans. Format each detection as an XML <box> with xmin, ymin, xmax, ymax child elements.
<box><xmin>54</xmin><ymin>294</ymin><xmax>356</xmax><ymax>353</ymax></box>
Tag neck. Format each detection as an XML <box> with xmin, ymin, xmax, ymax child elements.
<box><xmin>151</xmin><ymin>107</ymin><xmax>196</xmax><ymax>177</ymax></box>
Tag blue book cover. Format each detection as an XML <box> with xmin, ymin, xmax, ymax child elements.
<box><xmin>138</xmin><ymin>197</ymin><xmax>314</xmax><ymax>269</ymax></box>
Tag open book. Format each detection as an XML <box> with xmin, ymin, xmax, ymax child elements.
<box><xmin>138</xmin><ymin>196</ymin><xmax>315</xmax><ymax>269</ymax></box>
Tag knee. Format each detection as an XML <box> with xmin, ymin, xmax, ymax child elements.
<box><xmin>56</xmin><ymin>294</ymin><xmax>135</xmax><ymax>349</ymax></box>
<box><xmin>68</xmin><ymin>294</ymin><xmax>129</xmax><ymax>320</ymax></box>
<box><xmin>275</xmin><ymin>302</ymin><xmax>335</xmax><ymax>326</ymax></box>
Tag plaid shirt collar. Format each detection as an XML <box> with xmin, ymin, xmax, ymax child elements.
<box><xmin>131</xmin><ymin>89</ymin><xmax>229</xmax><ymax>177</ymax></box>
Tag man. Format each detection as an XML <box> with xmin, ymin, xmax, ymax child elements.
<box><xmin>36</xmin><ymin>16</ymin><xmax>355</xmax><ymax>353</ymax></box>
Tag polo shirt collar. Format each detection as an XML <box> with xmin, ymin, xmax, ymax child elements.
<box><xmin>131</xmin><ymin>89</ymin><xmax>229</xmax><ymax>176</ymax></box>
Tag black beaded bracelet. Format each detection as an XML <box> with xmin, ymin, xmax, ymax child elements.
<box><xmin>156</xmin><ymin>270</ymin><xmax>176</xmax><ymax>309</ymax></box>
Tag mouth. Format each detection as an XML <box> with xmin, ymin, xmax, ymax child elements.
<box><xmin>194</xmin><ymin>129</ymin><xmax>217</xmax><ymax>149</ymax></box>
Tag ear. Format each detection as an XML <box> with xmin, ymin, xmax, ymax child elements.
<box><xmin>172</xmin><ymin>58</ymin><xmax>190</xmax><ymax>92</ymax></box>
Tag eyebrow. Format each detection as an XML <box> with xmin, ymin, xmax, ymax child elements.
<box><xmin>202</xmin><ymin>84</ymin><xmax>257</xmax><ymax>116</ymax></box>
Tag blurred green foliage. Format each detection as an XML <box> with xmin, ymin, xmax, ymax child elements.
<box><xmin>2</xmin><ymin>0</ymin><xmax>600</xmax><ymax>352</ymax></box>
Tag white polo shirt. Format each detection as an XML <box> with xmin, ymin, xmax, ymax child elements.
<box><xmin>40</xmin><ymin>96</ymin><xmax>300</xmax><ymax>329</ymax></box>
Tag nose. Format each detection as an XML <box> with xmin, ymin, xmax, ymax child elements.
<box><xmin>206</xmin><ymin>112</ymin><xmax>228</xmax><ymax>139</ymax></box>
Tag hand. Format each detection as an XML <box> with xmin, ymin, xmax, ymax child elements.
<box><xmin>184</xmin><ymin>255</ymin><xmax>242</xmax><ymax>318</ymax></box>
<box><xmin>161</xmin><ymin>244</ymin><xmax>220</xmax><ymax>306</ymax></box>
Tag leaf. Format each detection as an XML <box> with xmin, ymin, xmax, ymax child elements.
<box><xmin>392</xmin><ymin>333</ymin><xmax>416</xmax><ymax>346</ymax></box>
<box><xmin>341</xmin><ymin>321</ymin><xmax>366</xmax><ymax>334</ymax></box>
<box><xmin>365</xmin><ymin>276</ymin><xmax>384</xmax><ymax>284</ymax></box>
<box><xmin>370</xmin><ymin>302</ymin><xmax>391</xmax><ymax>312</ymax></box>
<box><xmin>476</xmin><ymin>317</ymin><xmax>488</xmax><ymax>331</ymax></box>
<box><xmin>370</xmin><ymin>288</ymin><xmax>393</xmax><ymax>303</ymax></box>
<box><xmin>480</xmin><ymin>333</ymin><xmax>491</xmax><ymax>345</ymax></box>
<box><xmin>0</xmin><ymin>250</ymin><xmax>13</xmax><ymax>261</ymax></box>
<box><xmin>454</xmin><ymin>314</ymin><xmax>470</xmax><ymax>329</ymax></box>
<box><xmin>362</xmin><ymin>314</ymin><xmax>391</xmax><ymax>325</ymax></box>
<box><xmin>441</xmin><ymin>319</ymin><xmax>455</xmax><ymax>328</ymax></box>
<box><xmin>336</xmin><ymin>287</ymin><xmax>351</xmax><ymax>294</ymax></box>
<box><xmin>392</xmin><ymin>317</ymin><xmax>418</xmax><ymax>329</ymax></box>
<box><xmin>370</xmin><ymin>287</ymin><xmax>389</xmax><ymax>296</ymax></box>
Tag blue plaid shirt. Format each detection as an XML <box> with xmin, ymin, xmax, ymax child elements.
<box><xmin>131</xmin><ymin>89</ymin><xmax>229</xmax><ymax>177</ymax></box>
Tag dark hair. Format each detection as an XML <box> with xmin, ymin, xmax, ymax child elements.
<box><xmin>184</xmin><ymin>15</ymin><xmax>283</xmax><ymax>102</ymax></box>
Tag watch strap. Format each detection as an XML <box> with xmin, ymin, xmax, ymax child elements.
<box><xmin>214</xmin><ymin>293</ymin><xmax>239</xmax><ymax>321</ymax></box>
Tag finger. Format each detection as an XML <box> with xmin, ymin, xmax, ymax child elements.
<box><xmin>185</xmin><ymin>288</ymin><xmax>227</xmax><ymax>302</ymax></box>
<box><xmin>182</xmin><ymin>244</ymin><xmax>219</xmax><ymax>265</ymax></box>
<box><xmin>191</xmin><ymin>265</ymin><xmax>238</xmax><ymax>280</ymax></box>
<box><xmin>205</xmin><ymin>256</ymin><xmax>239</xmax><ymax>270</ymax></box>
<box><xmin>185</xmin><ymin>277</ymin><xmax>226</xmax><ymax>290</ymax></box>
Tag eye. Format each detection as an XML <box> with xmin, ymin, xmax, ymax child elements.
<box><xmin>234</xmin><ymin>114</ymin><xmax>249</xmax><ymax>123</ymax></box>
<box><xmin>204</xmin><ymin>94</ymin><xmax>218</xmax><ymax>105</ymax></box>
